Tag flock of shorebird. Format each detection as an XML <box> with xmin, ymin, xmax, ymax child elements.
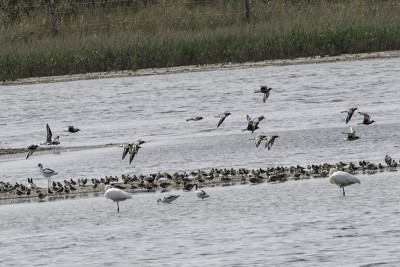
<box><xmin>1</xmin><ymin>84</ymin><xmax>398</xmax><ymax>212</ymax></box>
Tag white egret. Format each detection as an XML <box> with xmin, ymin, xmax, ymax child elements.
<box><xmin>104</xmin><ymin>185</ymin><xmax>132</xmax><ymax>212</ymax></box>
<box><xmin>329</xmin><ymin>168</ymin><xmax>360</xmax><ymax>196</ymax></box>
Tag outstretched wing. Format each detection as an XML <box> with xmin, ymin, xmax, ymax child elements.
<box><xmin>46</xmin><ymin>124</ymin><xmax>52</xmax><ymax>143</ymax></box>
<box><xmin>217</xmin><ymin>116</ymin><xmax>226</xmax><ymax>128</ymax></box>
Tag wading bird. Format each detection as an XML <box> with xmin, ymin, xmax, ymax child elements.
<box><xmin>38</xmin><ymin>163</ymin><xmax>58</xmax><ymax>191</ymax></box>
<box><xmin>104</xmin><ymin>185</ymin><xmax>132</xmax><ymax>212</ymax></box>
<box><xmin>329</xmin><ymin>168</ymin><xmax>360</xmax><ymax>196</ymax></box>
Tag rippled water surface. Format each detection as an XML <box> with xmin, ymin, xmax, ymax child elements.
<box><xmin>1</xmin><ymin>57</ymin><xmax>400</xmax><ymax>266</ymax></box>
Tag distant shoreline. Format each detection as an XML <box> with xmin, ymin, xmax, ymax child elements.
<box><xmin>2</xmin><ymin>50</ymin><xmax>399</xmax><ymax>86</ymax></box>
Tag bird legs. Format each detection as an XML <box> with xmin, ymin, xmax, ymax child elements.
<box><xmin>117</xmin><ymin>201</ymin><xmax>120</xmax><ymax>212</ymax></box>
<box><xmin>342</xmin><ymin>186</ymin><xmax>345</xmax><ymax>196</ymax></box>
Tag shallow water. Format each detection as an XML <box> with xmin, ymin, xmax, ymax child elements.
<box><xmin>1</xmin><ymin>172</ymin><xmax>400</xmax><ymax>266</ymax></box>
<box><xmin>1</xmin><ymin>57</ymin><xmax>400</xmax><ymax>265</ymax></box>
<box><xmin>1</xmin><ymin>57</ymin><xmax>399</xmax><ymax>186</ymax></box>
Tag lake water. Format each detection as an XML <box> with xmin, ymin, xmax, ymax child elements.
<box><xmin>0</xmin><ymin>57</ymin><xmax>400</xmax><ymax>266</ymax></box>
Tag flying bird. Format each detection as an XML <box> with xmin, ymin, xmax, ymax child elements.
<box><xmin>243</xmin><ymin>115</ymin><xmax>264</xmax><ymax>133</ymax></box>
<box><xmin>255</xmin><ymin>85</ymin><xmax>272</xmax><ymax>103</ymax></box>
<box><xmin>26</xmin><ymin>144</ymin><xmax>39</xmax><ymax>159</ymax></box>
<box><xmin>41</xmin><ymin>124</ymin><xmax>60</xmax><ymax>145</ymax></box>
<box><xmin>186</xmin><ymin>116</ymin><xmax>203</xmax><ymax>121</ymax></box>
<box><xmin>342</xmin><ymin>126</ymin><xmax>360</xmax><ymax>141</ymax></box>
<box><xmin>358</xmin><ymin>112</ymin><xmax>375</xmax><ymax>125</ymax></box>
<box><xmin>157</xmin><ymin>195</ymin><xmax>180</xmax><ymax>204</ymax></box>
<box><xmin>249</xmin><ymin>133</ymin><xmax>267</xmax><ymax>148</ymax></box>
<box><xmin>341</xmin><ymin>107</ymin><xmax>358</xmax><ymax>124</ymax></box>
<box><xmin>121</xmin><ymin>139</ymin><xmax>146</xmax><ymax>164</ymax></box>
<box><xmin>104</xmin><ymin>185</ymin><xmax>132</xmax><ymax>212</ymax></box>
<box><xmin>265</xmin><ymin>135</ymin><xmax>279</xmax><ymax>150</ymax></box>
<box><xmin>217</xmin><ymin>111</ymin><xmax>231</xmax><ymax>128</ymax></box>
<box><xmin>329</xmin><ymin>168</ymin><xmax>360</xmax><ymax>196</ymax></box>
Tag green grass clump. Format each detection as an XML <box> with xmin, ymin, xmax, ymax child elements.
<box><xmin>1</xmin><ymin>0</ymin><xmax>400</xmax><ymax>81</ymax></box>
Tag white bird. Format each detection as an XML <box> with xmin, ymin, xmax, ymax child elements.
<box><xmin>329</xmin><ymin>168</ymin><xmax>360</xmax><ymax>196</ymax></box>
<box><xmin>157</xmin><ymin>195</ymin><xmax>180</xmax><ymax>204</ymax></box>
<box><xmin>104</xmin><ymin>185</ymin><xmax>132</xmax><ymax>212</ymax></box>
<box><xmin>194</xmin><ymin>184</ymin><xmax>209</xmax><ymax>200</ymax></box>
<box><xmin>38</xmin><ymin>163</ymin><xmax>58</xmax><ymax>190</ymax></box>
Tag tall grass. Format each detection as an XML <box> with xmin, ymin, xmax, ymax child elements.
<box><xmin>1</xmin><ymin>0</ymin><xmax>400</xmax><ymax>81</ymax></box>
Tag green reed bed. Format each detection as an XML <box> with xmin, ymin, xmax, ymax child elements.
<box><xmin>1</xmin><ymin>0</ymin><xmax>400</xmax><ymax>81</ymax></box>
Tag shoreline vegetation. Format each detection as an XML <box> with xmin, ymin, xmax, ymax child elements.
<box><xmin>1</xmin><ymin>0</ymin><xmax>400</xmax><ymax>82</ymax></box>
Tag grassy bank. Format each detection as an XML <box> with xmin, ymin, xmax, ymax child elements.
<box><xmin>1</xmin><ymin>0</ymin><xmax>400</xmax><ymax>81</ymax></box>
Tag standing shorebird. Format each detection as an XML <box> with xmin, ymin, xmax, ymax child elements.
<box><xmin>104</xmin><ymin>185</ymin><xmax>132</xmax><ymax>212</ymax></box>
<box><xmin>255</xmin><ymin>85</ymin><xmax>272</xmax><ymax>103</ymax></box>
<box><xmin>26</xmin><ymin>144</ymin><xmax>39</xmax><ymax>159</ymax></box>
<box><xmin>217</xmin><ymin>111</ymin><xmax>231</xmax><ymax>128</ymax></box>
<box><xmin>38</xmin><ymin>163</ymin><xmax>58</xmax><ymax>192</ymax></box>
<box><xmin>329</xmin><ymin>168</ymin><xmax>360</xmax><ymax>196</ymax></box>
<box><xmin>341</xmin><ymin>107</ymin><xmax>358</xmax><ymax>124</ymax></box>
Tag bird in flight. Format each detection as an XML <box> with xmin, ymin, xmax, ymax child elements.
<box><xmin>358</xmin><ymin>112</ymin><xmax>374</xmax><ymax>125</ymax></box>
<box><xmin>217</xmin><ymin>111</ymin><xmax>231</xmax><ymax>128</ymax></box>
<box><xmin>255</xmin><ymin>85</ymin><xmax>272</xmax><ymax>103</ymax></box>
<box><xmin>341</xmin><ymin>107</ymin><xmax>358</xmax><ymax>124</ymax></box>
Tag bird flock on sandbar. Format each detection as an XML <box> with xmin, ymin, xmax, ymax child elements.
<box><xmin>0</xmin><ymin>82</ymin><xmax>398</xmax><ymax>212</ymax></box>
